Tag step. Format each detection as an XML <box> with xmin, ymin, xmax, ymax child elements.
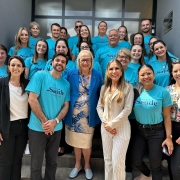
<box><xmin>22</xmin><ymin>152</ymin><xmax>104</xmax><ymax>170</ymax></box>
<box><xmin>21</xmin><ymin>166</ymin><xmax>104</xmax><ymax>180</ymax></box>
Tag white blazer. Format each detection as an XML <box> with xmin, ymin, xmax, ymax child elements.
<box><xmin>96</xmin><ymin>82</ymin><xmax>134</xmax><ymax>139</ymax></box>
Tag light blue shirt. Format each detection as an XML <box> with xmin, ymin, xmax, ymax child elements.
<box><xmin>148</xmin><ymin>51</ymin><xmax>179</xmax><ymax>65</ymax></box>
<box><xmin>124</xmin><ymin>67</ymin><xmax>138</xmax><ymax>87</ymax></box>
<box><xmin>95</xmin><ymin>44</ymin><xmax>122</xmax><ymax>78</ymax></box>
<box><xmin>128</xmin><ymin>62</ymin><xmax>141</xmax><ymax>74</ymax></box>
<box><xmin>0</xmin><ymin>65</ymin><xmax>8</xmax><ymax>78</ymax></box>
<box><xmin>149</xmin><ymin>55</ymin><xmax>178</xmax><ymax>87</ymax></box>
<box><xmin>68</xmin><ymin>36</ymin><xmax>78</xmax><ymax>50</ymax></box>
<box><xmin>91</xmin><ymin>35</ymin><xmax>108</xmax><ymax>50</ymax></box>
<box><xmin>44</xmin><ymin>59</ymin><xmax>76</xmax><ymax>77</ymax></box>
<box><xmin>144</xmin><ymin>35</ymin><xmax>153</xmax><ymax>54</ymax></box>
<box><xmin>8</xmin><ymin>47</ymin><xmax>34</xmax><ymax>61</ymax></box>
<box><xmin>46</xmin><ymin>38</ymin><xmax>56</xmax><ymax>59</ymax></box>
<box><xmin>25</xmin><ymin>57</ymin><xmax>47</xmax><ymax>80</ymax></box>
<box><xmin>134</xmin><ymin>84</ymin><xmax>172</xmax><ymax>124</ymax></box>
<box><xmin>118</xmin><ymin>41</ymin><xmax>131</xmax><ymax>49</ymax></box>
<box><xmin>29</xmin><ymin>36</ymin><xmax>41</xmax><ymax>50</ymax></box>
<box><xmin>26</xmin><ymin>71</ymin><xmax>70</xmax><ymax>132</ymax></box>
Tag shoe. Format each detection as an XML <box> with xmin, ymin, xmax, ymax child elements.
<box><xmin>126</xmin><ymin>172</ymin><xmax>132</xmax><ymax>180</ymax></box>
<box><xmin>134</xmin><ymin>173</ymin><xmax>152</xmax><ymax>180</ymax></box>
<box><xmin>24</xmin><ymin>144</ymin><xmax>30</xmax><ymax>155</ymax></box>
<box><xmin>69</xmin><ymin>167</ymin><xmax>82</xmax><ymax>179</ymax></box>
<box><xmin>58</xmin><ymin>152</ymin><xmax>65</xmax><ymax>156</ymax></box>
<box><xmin>85</xmin><ymin>169</ymin><xmax>93</xmax><ymax>180</ymax></box>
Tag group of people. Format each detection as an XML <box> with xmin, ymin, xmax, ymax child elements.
<box><xmin>0</xmin><ymin>18</ymin><xmax>180</xmax><ymax>180</ymax></box>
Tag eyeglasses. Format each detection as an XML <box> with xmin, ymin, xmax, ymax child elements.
<box><xmin>75</xmin><ymin>25</ymin><xmax>82</xmax><ymax>29</ymax></box>
<box><xmin>80</xmin><ymin>59</ymin><xmax>91</xmax><ymax>63</ymax></box>
<box><xmin>80</xmin><ymin>46</ymin><xmax>89</xmax><ymax>50</ymax></box>
<box><xmin>117</xmin><ymin>55</ymin><xmax>130</xmax><ymax>60</ymax></box>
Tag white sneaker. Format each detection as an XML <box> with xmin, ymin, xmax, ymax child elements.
<box><xmin>24</xmin><ymin>144</ymin><xmax>30</xmax><ymax>155</ymax></box>
<box><xmin>134</xmin><ymin>173</ymin><xmax>152</xmax><ymax>180</ymax></box>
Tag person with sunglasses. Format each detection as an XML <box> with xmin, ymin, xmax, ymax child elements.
<box><xmin>68</xmin><ymin>21</ymin><xmax>83</xmax><ymax>53</ymax></box>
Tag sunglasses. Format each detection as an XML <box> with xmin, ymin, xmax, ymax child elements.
<box><xmin>75</xmin><ymin>25</ymin><xmax>82</xmax><ymax>29</ymax></box>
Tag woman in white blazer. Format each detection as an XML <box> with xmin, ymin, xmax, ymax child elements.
<box><xmin>97</xmin><ymin>59</ymin><xmax>134</xmax><ymax>180</ymax></box>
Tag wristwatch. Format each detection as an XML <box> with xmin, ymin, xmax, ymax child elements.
<box><xmin>55</xmin><ymin>118</ymin><xmax>59</xmax><ymax>124</ymax></box>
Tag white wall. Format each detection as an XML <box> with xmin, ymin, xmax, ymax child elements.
<box><xmin>0</xmin><ymin>0</ymin><xmax>32</xmax><ymax>51</ymax></box>
<box><xmin>156</xmin><ymin>0</ymin><xmax>180</xmax><ymax>58</ymax></box>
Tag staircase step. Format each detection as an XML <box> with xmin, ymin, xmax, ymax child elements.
<box><xmin>21</xmin><ymin>166</ymin><xmax>104</xmax><ymax>180</ymax></box>
<box><xmin>22</xmin><ymin>152</ymin><xmax>104</xmax><ymax>170</ymax></box>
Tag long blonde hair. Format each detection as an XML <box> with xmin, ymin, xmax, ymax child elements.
<box><xmin>101</xmin><ymin>60</ymin><xmax>126</xmax><ymax>105</ymax></box>
<box><xmin>14</xmin><ymin>27</ymin><xmax>29</xmax><ymax>55</ymax></box>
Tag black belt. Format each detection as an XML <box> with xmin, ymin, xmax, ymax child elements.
<box><xmin>137</xmin><ymin>121</ymin><xmax>163</xmax><ymax>129</ymax></box>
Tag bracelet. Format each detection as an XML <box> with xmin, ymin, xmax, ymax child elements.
<box><xmin>166</xmin><ymin>135</ymin><xmax>172</xmax><ymax>139</ymax></box>
<box><xmin>55</xmin><ymin>118</ymin><xmax>59</xmax><ymax>124</ymax></box>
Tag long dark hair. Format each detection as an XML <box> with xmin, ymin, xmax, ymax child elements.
<box><xmin>131</xmin><ymin>32</ymin><xmax>147</xmax><ymax>56</ymax></box>
<box><xmin>77</xmin><ymin>25</ymin><xmax>92</xmax><ymax>49</ymax></box>
<box><xmin>170</xmin><ymin>60</ymin><xmax>180</xmax><ymax>85</ymax></box>
<box><xmin>32</xmin><ymin>39</ymin><xmax>48</xmax><ymax>64</ymax></box>
<box><xmin>152</xmin><ymin>40</ymin><xmax>172</xmax><ymax>84</ymax></box>
<box><xmin>54</xmin><ymin>38</ymin><xmax>71</xmax><ymax>60</ymax></box>
<box><xmin>131</xmin><ymin>44</ymin><xmax>145</xmax><ymax>66</ymax></box>
<box><xmin>147</xmin><ymin>36</ymin><xmax>160</xmax><ymax>58</ymax></box>
<box><xmin>118</xmin><ymin>25</ymin><xmax>129</xmax><ymax>41</ymax></box>
<box><xmin>78</xmin><ymin>41</ymin><xmax>95</xmax><ymax>57</ymax></box>
<box><xmin>7</xmin><ymin>55</ymin><xmax>26</xmax><ymax>95</ymax></box>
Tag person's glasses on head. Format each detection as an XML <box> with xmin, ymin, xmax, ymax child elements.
<box><xmin>75</xmin><ymin>25</ymin><xmax>82</xmax><ymax>29</ymax></box>
<box><xmin>80</xmin><ymin>46</ymin><xmax>89</xmax><ymax>50</ymax></box>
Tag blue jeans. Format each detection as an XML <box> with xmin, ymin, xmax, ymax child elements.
<box><xmin>0</xmin><ymin>119</ymin><xmax>28</xmax><ymax>180</ymax></box>
<box><xmin>29</xmin><ymin>129</ymin><xmax>61</xmax><ymax>180</ymax></box>
<box><xmin>131</xmin><ymin>124</ymin><xmax>165</xmax><ymax>180</ymax></box>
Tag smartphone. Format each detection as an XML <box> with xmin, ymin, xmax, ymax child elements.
<box><xmin>162</xmin><ymin>145</ymin><xmax>170</xmax><ymax>156</ymax></box>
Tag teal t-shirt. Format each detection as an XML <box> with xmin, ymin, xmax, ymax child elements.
<box><xmin>95</xmin><ymin>44</ymin><xmax>122</xmax><ymax>79</ymax></box>
<box><xmin>91</xmin><ymin>35</ymin><xmax>108</xmax><ymax>50</ymax></box>
<box><xmin>29</xmin><ymin>36</ymin><xmax>41</xmax><ymax>49</ymax></box>
<box><xmin>8</xmin><ymin>47</ymin><xmax>34</xmax><ymax>61</ymax></box>
<box><xmin>0</xmin><ymin>65</ymin><xmax>8</xmax><ymax>78</ymax></box>
<box><xmin>148</xmin><ymin>51</ymin><xmax>179</xmax><ymax>65</ymax></box>
<box><xmin>44</xmin><ymin>59</ymin><xmax>76</xmax><ymax>76</ymax></box>
<box><xmin>134</xmin><ymin>84</ymin><xmax>172</xmax><ymax>124</ymax></box>
<box><xmin>128</xmin><ymin>62</ymin><xmax>141</xmax><ymax>74</ymax></box>
<box><xmin>46</xmin><ymin>38</ymin><xmax>56</xmax><ymax>59</ymax></box>
<box><xmin>144</xmin><ymin>35</ymin><xmax>153</xmax><ymax>54</ymax></box>
<box><xmin>124</xmin><ymin>67</ymin><xmax>138</xmax><ymax>87</ymax></box>
<box><xmin>26</xmin><ymin>71</ymin><xmax>70</xmax><ymax>132</ymax></box>
<box><xmin>149</xmin><ymin>55</ymin><xmax>178</xmax><ymax>87</ymax></box>
<box><xmin>68</xmin><ymin>36</ymin><xmax>78</xmax><ymax>50</ymax></box>
<box><xmin>25</xmin><ymin>57</ymin><xmax>47</xmax><ymax>80</ymax></box>
<box><xmin>118</xmin><ymin>41</ymin><xmax>131</xmax><ymax>49</ymax></box>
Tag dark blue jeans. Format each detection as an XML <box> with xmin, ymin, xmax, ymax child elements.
<box><xmin>0</xmin><ymin>119</ymin><xmax>28</xmax><ymax>180</ymax></box>
<box><xmin>131</xmin><ymin>125</ymin><xmax>165</xmax><ymax>180</ymax></box>
<box><xmin>170</xmin><ymin>121</ymin><xmax>180</xmax><ymax>180</ymax></box>
<box><xmin>29</xmin><ymin>129</ymin><xmax>61</xmax><ymax>180</ymax></box>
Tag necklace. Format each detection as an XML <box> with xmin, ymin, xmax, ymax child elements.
<box><xmin>10</xmin><ymin>80</ymin><xmax>20</xmax><ymax>87</ymax></box>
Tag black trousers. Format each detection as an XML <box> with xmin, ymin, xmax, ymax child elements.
<box><xmin>131</xmin><ymin>124</ymin><xmax>165</xmax><ymax>180</ymax></box>
<box><xmin>0</xmin><ymin>119</ymin><xmax>28</xmax><ymax>180</ymax></box>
